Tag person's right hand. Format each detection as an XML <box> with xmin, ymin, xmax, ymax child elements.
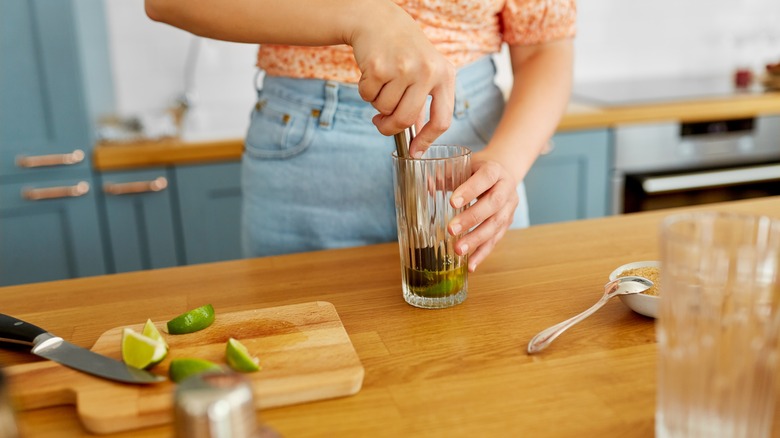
<box><xmin>348</xmin><ymin>0</ymin><xmax>455</xmax><ymax>157</ymax></box>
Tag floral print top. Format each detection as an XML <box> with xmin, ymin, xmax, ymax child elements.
<box><xmin>257</xmin><ymin>0</ymin><xmax>576</xmax><ymax>83</ymax></box>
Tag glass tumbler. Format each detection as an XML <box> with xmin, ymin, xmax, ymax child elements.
<box><xmin>656</xmin><ymin>211</ymin><xmax>780</xmax><ymax>438</ymax></box>
<box><xmin>392</xmin><ymin>145</ymin><xmax>471</xmax><ymax>309</ymax></box>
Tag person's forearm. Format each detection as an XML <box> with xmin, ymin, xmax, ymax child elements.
<box><xmin>146</xmin><ymin>0</ymin><xmax>454</xmax><ymax>144</ymax></box>
<box><xmin>145</xmin><ymin>0</ymin><xmax>399</xmax><ymax>47</ymax></box>
<box><xmin>483</xmin><ymin>39</ymin><xmax>574</xmax><ymax>183</ymax></box>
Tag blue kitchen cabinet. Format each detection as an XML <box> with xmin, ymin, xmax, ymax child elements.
<box><xmin>524</xmin><ymin>129</ymin><xmax>611</xmax><ymax>225</ymax></box>
<box><xmin>0</xmin><ymin>0</ymin><xmax>113</xmax><ymax>285</ymax></box>
<box><xmin>0</xmin><ymin>177</ymin><xmax>106</xmax><ymax>286</ymax></box>
<box><xmin>1</xmin><ymin>0</ymin><xmax>113</xmax><ymax>178</ymax></box>
<box><xmin>174</xmin><ymin>162</ymin><xmax>243</xmax><ymax>265</ymax></box>
<box><xmin>96</xmin><ymin>168</ymin><xmax>183</xmax><ymax>273</ymax></box>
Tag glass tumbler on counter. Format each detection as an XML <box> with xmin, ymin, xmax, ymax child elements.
<box><xmin>657</xmin><ymin>211</ymin><xmax>780</xmax><ymax>438</ymax></box>
<box><xmin>392</xmin><ymin>145</ymin><xmax>471</xmax><ymax>309</ymax></box>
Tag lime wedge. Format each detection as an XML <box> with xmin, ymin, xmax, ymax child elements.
<box><xmin>142</xmin><ymin>319</ymin><xmax>168</xmax><ymax>347</ymax></box>
<box><xmin>169</xmin><ymin>358</ymin><xmax>223</xmax><ymax>383</ymax></box>
<box><xmin>166</xmin><ymin>304</ymin><xmax>216</xmax><ymax>334</ymax></box>
<box><xmin>225</xmin><ymin>338</ymin><xmax>261</xmax><ymax>373</ymax></box>
<box><xmin>121</xmin><ymin>328</ymin><xmax>167</xmax><ymax>370</ymax></box>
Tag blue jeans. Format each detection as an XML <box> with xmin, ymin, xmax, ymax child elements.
<box><xmin>241</xmin><ymin>55</ymin><xmax>529</xmax><ymax>258</ymax></box>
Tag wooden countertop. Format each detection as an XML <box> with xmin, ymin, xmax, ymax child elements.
<box><xmin>92</xmin><ymin>92</ymin><xmax>780</xmax><ymax>171</ymax></box>
<box><xmin>560</xmin><ymin>91</ymin><xmax>780</xmax><ymax>129</ymax></box>
<box><xmin>3</xmin><ymin>197</ymin><xmax>780</xmax><ymax>437</ymax></box>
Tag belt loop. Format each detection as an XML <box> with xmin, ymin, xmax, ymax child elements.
<box><xmin>318</xmin><ymin>81</ymin><xmax>339</xmax><ymax>130</ymax></box>
<box><xmin>453</xmin><ymin>79</ymin><xmax>467</xmax><ymax>120</ymax></box>
<box><xmin>253</xmin><ymin>69</ymin><xmax>264</xmax><ymax>92</ymax></box>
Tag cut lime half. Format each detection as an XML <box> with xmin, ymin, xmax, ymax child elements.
<box><xmin>225</xmin><ymin>338</ymin><xmax>261</xmax><ymax>373</ymax></box>
<box><xmin>166</xmin><ymin>304</ymin><xmax>215</xmax><ymax>334</ymax></box>
<box><xmin>142</xmin><ymin>319</ymin><xmax>168</xmax><ymax>347</ymax></box>
<box><xmin>121</xmin><ymin>328</ymin><xmax>168</xmax><ymax>370</ymax></box>
<box><xmin>169</xmin><ymin>358</ymin><xmax>223</xmax><ymax>383</ymax></box>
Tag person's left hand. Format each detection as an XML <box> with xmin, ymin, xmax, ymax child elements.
<box><xmin>447</xmin><ymin>152</ymin><xmax>519</xmax><ymax>272</ymax></box>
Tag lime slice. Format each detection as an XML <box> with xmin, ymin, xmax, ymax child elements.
<box><xmin>169</xmin><ymin>358</ymin><xmax>223</xmax><ymax>383</ymax></box>
<box><xmin>121</xmin><ymin>328</ymin><xmax>168</xmax><ymax>370</ymax></box>
<box><xmin>166</xmin><ymin>304</ymin><xmax>215</xmax><ymax>334</ymax></box>
<box><xmin>142</xmin><ymin>319</ymin><xmax>168</xmax><ymax>347</ymax></box>
<box><xmin>225</xmin><ymin>338</ymin><xmax>261</xmax><ymax>373</ymax></box>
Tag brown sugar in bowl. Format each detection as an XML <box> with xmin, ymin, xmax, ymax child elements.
<box><xmin>609</xmin><ymin>261</ymin><xmax>660</xmax><ymax>318</ymax></box>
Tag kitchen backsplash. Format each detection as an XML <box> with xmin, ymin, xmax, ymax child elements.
<box><xmin>574</xmin><ymin>0</ymin><xmax>779</xmax><ymax>81</ymax></box>
<box><xmin>106</xmin><ymin>0</ymin><xmax>780</xmax><ymax>131</ymax></box>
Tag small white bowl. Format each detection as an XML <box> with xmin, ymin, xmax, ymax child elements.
<box><xmin>609</xmin><ymin>261</ymin><xmax>660</xmax><ymax>318</ymax></box>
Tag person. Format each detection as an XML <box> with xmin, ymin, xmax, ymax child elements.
<box><xmin>145</xmin><ymin>0</ymin><xmax>575</xmax><ymax>272</ymax></box>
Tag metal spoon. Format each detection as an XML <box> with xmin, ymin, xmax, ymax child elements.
<box><xmin>526</xmin><ymin>276</ymin><xmax>653</xmax><ymax>354</ymax></box>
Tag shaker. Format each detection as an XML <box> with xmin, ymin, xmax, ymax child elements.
<box><xmin>173</xmin><ymin>371</ymin><xmax>279</xmax><ymax>438</ymax></box>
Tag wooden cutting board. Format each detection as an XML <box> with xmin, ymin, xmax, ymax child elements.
<box><xmin>4</xmin><ymin>301</ymin><xmax>364</xmax><ymax>434</ymax></box>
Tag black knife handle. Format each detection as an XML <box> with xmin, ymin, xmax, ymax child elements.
<box><xmin>0</xmin><ymin>313</ymin><xmax>49</xmax><ymax>347</ymax></box>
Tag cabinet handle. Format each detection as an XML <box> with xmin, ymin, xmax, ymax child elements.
<box><xmin>16</xmin><ymin>149</ymin><xmax>85</xmax><ymax>168</ymax></box>
<box><xmin>22</xmin><ymin>181</ymin><xmax>90</xmax><ymax>201</ymax></box>
<box><xmin>103</xmin><ymin>177</ymin><xmax>168</xmax><ymax>195</ymax></box>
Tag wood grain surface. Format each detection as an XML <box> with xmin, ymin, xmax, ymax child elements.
<box><xmin>1</xmin><ymin>197</ymin><xmax>779</xmax><ymax>437</ymax></box>
<box><xmin>4</xmin><ymin>302</ymin><xmax>363</xmax><ymax>434</ymax></box>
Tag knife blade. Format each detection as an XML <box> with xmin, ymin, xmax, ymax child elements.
<box><xmin>0</xmin><ymin>313</ymin><xmax>165</xmax><ymax>384</ymax></box>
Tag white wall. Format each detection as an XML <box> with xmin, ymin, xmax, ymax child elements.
<box><xmin>573</xmin><ymin>0</ymin><xmax>780</xmax><ymax>82</ymax></box>
<box><xmin>104</xmin><ymin>0</ymin><xmax>780</xmax><ymax>136</ymax></box>
<box><xmin>104</xmin><ymin>0</ymin><xmax>258</xmax><ymax>139</ymax></box>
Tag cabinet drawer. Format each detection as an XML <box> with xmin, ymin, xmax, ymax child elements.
<box><xmin>525</xmin><ymin>129</ymin><xmax>611</xmax><ymax>225</ymax></box>
<box><xmin>0</xmin><ymin>175</ymin><xmax>106</xmax><ymax>286</ymax></box>
<box><xmin>98</xmin><ymin>168</ymin><xmax>182</xmax><ymax>273</ymax></box>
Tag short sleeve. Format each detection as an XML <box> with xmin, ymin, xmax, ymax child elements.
<box><xmin>501</xmin><ymin>0</ymin><xmax>577</xmax><ymax>46</ymax></box>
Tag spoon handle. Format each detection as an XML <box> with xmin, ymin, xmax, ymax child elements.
<box><xmin>526</xmin><ymin>277</ymin><xmax>651</xmax><ymax>354</ymax></box>
<box><xmin>526</xmin><ymin>294</ymin><xmax>612</xmax><ymax>354</ymax></box>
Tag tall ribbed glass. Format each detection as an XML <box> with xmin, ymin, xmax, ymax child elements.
<box><xmin>657</xmin><ymin>212</ymin><xmax>780</xmax><ymax>438</ymax></box>
<box><xmin>392</xmin><ymin>145</ymin><xmax>471</xmax><ymax>309</ymax></box>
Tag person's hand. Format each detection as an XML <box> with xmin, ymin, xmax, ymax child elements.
<box><xmin>447</xmin><ymin>153</ymin><xmax>520</xmax><ymax>272</ymax></box>
<box><xmin>347</xmin><ymin>1</ymin><xmax>455</xmax><ymax>157</ymax></box>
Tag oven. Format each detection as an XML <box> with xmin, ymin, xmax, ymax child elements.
<box><xmin>611</xmin><ymin>115</ymin><xmax>780</xmax><ymax>214</ymax></box>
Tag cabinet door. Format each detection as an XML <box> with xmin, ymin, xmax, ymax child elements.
<box><xmin>174</xmin><ymin>162</ymin><xmax>243</xmax><ymax>264</ymax></box>
<box><xmin>0</xmin><ymin>0</ymin><xmax>112</xmax><ymax>178</ymax></box>
<box><xmin>98</xmin><ymin>168</ymin><xmax>182</xmax><ymax>273</ymax></box>
<box><xmin>0</xmin><ymin>175</ymin><xmax>106</xmax><ymax>286</ymax></box>
<box><xmin>0</xmin><ymin>0</ymin><xmax>51</xmax><ymax>174</ymax></box>
<box><xmin>525</xmin><ymin>130</ymin><xmax>611</xmax><ymax>225</ymax></box>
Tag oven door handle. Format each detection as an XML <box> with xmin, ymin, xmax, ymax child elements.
<box><xmin>642</xmin><ymin>163</ymin><xmax>780</xmax><ymax>194</ymax></box>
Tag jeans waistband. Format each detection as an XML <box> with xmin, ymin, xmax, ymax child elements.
<box><xmin>259</xmin><ymin>55</ymin><xmax>497</xmax><ymax>128</ymax></box>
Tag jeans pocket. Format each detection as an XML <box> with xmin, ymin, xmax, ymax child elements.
<box><xmin>244</xmin><ymin>97</ymin><xmax>317</xmax><ymax>159</ymax></box>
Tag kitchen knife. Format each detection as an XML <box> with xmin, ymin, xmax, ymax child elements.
<box><xmin>0</xmin><ymin>313</ymin><xmax>165</xmax><ymax>384</ymax></box>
